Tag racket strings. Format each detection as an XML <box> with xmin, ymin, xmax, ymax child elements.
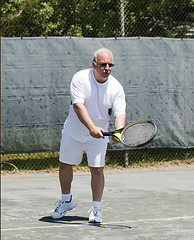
<box><xmin>121</xmin><ymin>123</ymin><xmax>156</xmax><ymax>146</ymax></box>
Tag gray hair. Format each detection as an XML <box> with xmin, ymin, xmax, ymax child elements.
<box><xmin>92</xmin><ymin>48</ymin><xmax>113</xmax><ymax>62</ymax></box>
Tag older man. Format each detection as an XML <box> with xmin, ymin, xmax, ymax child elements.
<box><xmin>51</xmin><ymin>48</ymin><xmax>126</xmax><ymax>223</ymax></box>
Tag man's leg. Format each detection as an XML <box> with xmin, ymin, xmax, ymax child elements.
<box><xmin>89</xmin><ymin>166</ymin><xmax>104</xmax><ymax>201</ymax></box>
<box><xmin>59</xmin><ymin>162</ymin><xmax>73</xmax><ymax>194</ymax></box>
<box><xmin>88</xmin><ymin>166</ymin><xmax>104</xmax><ymax>223</ymax></box>
<box><xmin>51</xmin><ymin>162</ymin><xmax>76</xmax><ymax>219</ymax></box>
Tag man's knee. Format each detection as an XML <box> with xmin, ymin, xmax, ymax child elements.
<box><xmin>59</xmin><ymin>162</ymin><xmax>73</xmax><ymax>171</ymax></box>
<box><xmin>90</xmin><ymin>167</ymin><xmax>104</xmax><ymax>176</ymax></box>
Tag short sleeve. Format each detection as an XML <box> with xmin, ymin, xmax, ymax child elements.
<box><xmin>112</xmin><ymin>86</ymin><xmax>126</xmax><ymax>117</ymax></box>
<box><xmin>70</xmin><ymin>73</ymin><xmax>85</xmax><ymax>104</ymax></box>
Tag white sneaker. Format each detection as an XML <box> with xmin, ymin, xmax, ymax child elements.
<box><xmin>51</xmin><ymin>196</ymin><xmax>76</xmax><ymax>219</ymax></box>
<box><xmin>88</xmin><ymin>207</ymin><xmax>102</xmax><ymax>223</ymax></box>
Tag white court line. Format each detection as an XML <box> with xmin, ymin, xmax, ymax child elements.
<box><xmin>2</xmin><ymin>215</ymin><xmax>194</xmax><ymax>231</ymax></box>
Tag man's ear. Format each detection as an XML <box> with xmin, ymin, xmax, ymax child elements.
<box><xmin>92</xmin><ymin>61</ymin><xmax>97</xmax><ymax>68</ymax></box>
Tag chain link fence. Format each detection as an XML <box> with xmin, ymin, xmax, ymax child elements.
<box><xmin>1</xmin><ymin>148</ymin><xmax>194</xmax><ymax>172</ymax></box>
<box><xmin>2</xmin><ymin>0</ymin><xmax>194</xmax><ymax>38</ymax></box>
<box><xmin>1</xmin><ymin>0</ymin><xmax>194</xmax><ymax>171</ymax></box>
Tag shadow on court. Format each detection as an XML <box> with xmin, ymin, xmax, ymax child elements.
<box><xmin>1</xmin><ymin>167</ymin><xmax>194</xmax><ymax>240</ymax></box>
<box><xmin>39</xmin><ymin>215</ymin><xmax>132</xmax><ymax>229</ymax></box>
<box><xmin>39</xmin><ymin>215</ymin><xmax>89</xmax><ymax>223</ymax></box>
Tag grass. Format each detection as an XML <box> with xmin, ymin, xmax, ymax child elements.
<box><xmin>1</xmin><ymin>148</ymin><xmax>194</xmax><ymax>173</ymax></box>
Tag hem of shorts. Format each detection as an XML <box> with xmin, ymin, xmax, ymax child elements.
<box><xmin>59</xmin><ymin>158</ymin><xmax>105</xmax><ymax>168</ymax></box>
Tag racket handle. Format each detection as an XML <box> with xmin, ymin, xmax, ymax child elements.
<box><xmin>102</xmin><ymin>132</ymin><xmax>112</xmax><ymax>136</ymax></box>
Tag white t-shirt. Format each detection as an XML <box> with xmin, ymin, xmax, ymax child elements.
<box><xmin>63</xmin><ymin>68</ymin><xmax>126</xmax><ymax>143</ymax></box>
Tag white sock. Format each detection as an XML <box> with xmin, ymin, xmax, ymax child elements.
<box><xmin>62</xmin><ymin>193</ymin><xmax>71</xmax><ymax>202</ymax></box>
<box><xmin>92</xmin><ymin>201</ymin><xmax>101</xmax><ymax>209</ymax></box>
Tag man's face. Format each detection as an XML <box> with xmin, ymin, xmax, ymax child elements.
<box><xmin>92</xmin><ymin>53</ymin><xmax>113</xmax><ymax>83</ymax></box>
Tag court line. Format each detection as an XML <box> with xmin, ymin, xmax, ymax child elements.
<box><xmin>2</xmin><ymin>215</ymin><xmax>194</xmax><ymax>231</ymax></box>
<box><xmin>106</xmin><ymin>215</ymin><xmax>194</xmax><ymax>224</ymax></box>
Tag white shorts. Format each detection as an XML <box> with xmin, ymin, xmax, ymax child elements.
<box><xmin>59</xmin><ymin>130</ymin><xmax>108</xmax><ymax>167</ymax></box>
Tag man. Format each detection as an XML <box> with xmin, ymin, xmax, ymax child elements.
<box><xmin>51</xmin><ymin>48</ymin><xmax>126</xmax><ymax>223</ymax></box>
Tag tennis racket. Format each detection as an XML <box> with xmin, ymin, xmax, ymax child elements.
<box><xmin>103</xmin><ymin>120</ymin><xmax>157</xmax><ymax>147</ymax></box>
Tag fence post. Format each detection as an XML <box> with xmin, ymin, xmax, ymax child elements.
<box><xmin>124</xmin><ymin>150</ymin><xmax>129</xmax><ymax>168</ymax></box>
<box><xmin>120</xmin><ymin>0</ymin><xmax>125</xmax><ymax>37</ymax></box>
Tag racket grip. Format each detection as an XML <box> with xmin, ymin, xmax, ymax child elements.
<box><xmin>102</xmin><ymin>132</ymin><xmax>112</xmax><ymax>136</ymax></box>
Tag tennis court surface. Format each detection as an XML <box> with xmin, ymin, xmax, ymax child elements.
<box><xmin>1</xmin><ymin>166</ymin><xmax>194</xmax><ymax>240</ymax></box>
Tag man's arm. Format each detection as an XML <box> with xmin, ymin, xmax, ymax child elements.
<box><xmin>73</xmin><ymin>103</ymin><xmax>104</xmax><ymax>139</ymax></box>
<box><xmin>115</xmin><ymin>114</ymin><xmax>126</xmax><ymax>130</ymax></box>
<box><xmin>112</xmin><ymin>114</ymin><xmax>126</xmax><ymax>142</ymax></box>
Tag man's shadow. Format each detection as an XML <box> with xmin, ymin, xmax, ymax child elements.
<box><xmin>39</xmin><ymin>216</ymin><xmax>131</xmax><ymax>229</ymax></box>
<box><xmin>39</xmin><ymin>215</ymin><xmax>88</xmax><ymax>225</ymax></box>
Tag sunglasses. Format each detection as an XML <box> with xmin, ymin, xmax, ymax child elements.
<box><xmin>95</xmin><ymin>62</ymin><xmax>114</xmax><ymax>68</ymax></box>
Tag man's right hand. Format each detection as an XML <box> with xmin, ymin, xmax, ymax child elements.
<box><xmin>89</xmin><ymin>126</ymin><xmax>105</xmax><ymax>139</ymax></box>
